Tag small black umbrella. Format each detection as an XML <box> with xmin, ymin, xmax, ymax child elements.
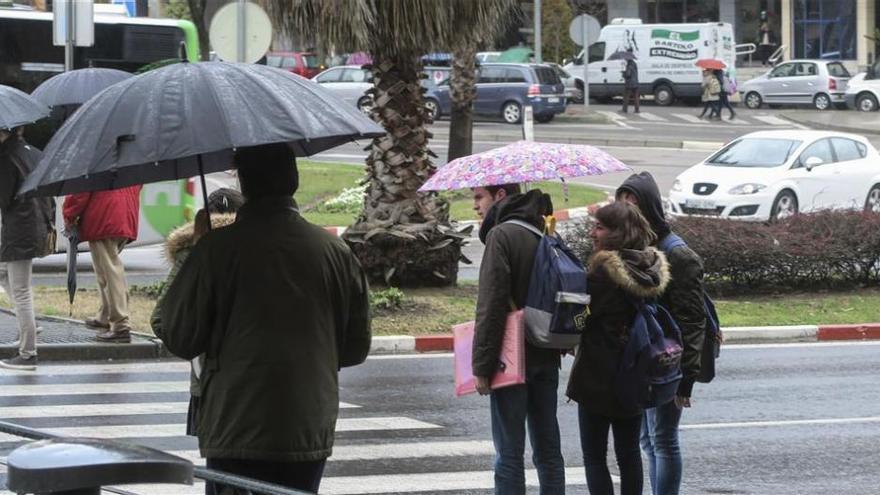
<box><xmin>18</xmin><ymin>62</ymin><xmax>386</xmax><ymax>206</ymax></box>
<box><xmin>0</xmin><ymin>85</ymin><xmax>50</xmax><ymax>130</ymax></box>
<box><xmin>65</xmin><ymin>226</ymin><xmax>79</xmax><ymax>315</ymax></box>
<box><xmin>607</xmin><ymin>50</ymin><xmax>637</xmax><ymax>61</ymax></box>
<box><xmin>31</xmin><ymin>68</ymin><xmax>133</xmax><ymax>108</ymax></box>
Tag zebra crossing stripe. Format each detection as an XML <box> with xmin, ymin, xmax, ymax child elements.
<box><xmin>0</xmin><ymin>401</ymin><xmax>357</xmax><ymax>420</ymax></box>
<box><xmin>634</xmin><ymin>111</ymin><xmax>666</xmax><ymax>122</ymax></box>
<box><xmin>753</xmin><ymin>115</ymin><xmax>793</xmax><ymax>126</ymax></box>
<box><xmin>671</xmin><ymin>113</ymin><xmax>704</xmax><ymax>123</ymax></box>
<box><xmin>0</xmin><ymin>417</ymin><xmax>441</xmax><ymax>443</ymax></box>
<box><xmin>0</xmin><ymin>381</ymin><xmax>191</xmax><ymax>396</ymax></box>
<box><xmin>13</xmin><ymin>362</ymin><xmax>191</xmax><ymax>375</ymax></box>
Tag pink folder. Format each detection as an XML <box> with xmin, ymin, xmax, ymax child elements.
<box><xmin>453</xmin><ymin>310</ymin><xmax>526</xmax><ymax>397</ymax></box>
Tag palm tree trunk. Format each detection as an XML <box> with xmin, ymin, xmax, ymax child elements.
<box><xmin>447</xmin><ymin>43</ymin><xmax>478</xmax><ymax>161</ymax></box>
<box><xmin>185</xmin><ymin>0</ymin><xmax>210</xmax><ymax>62</ymax></box>
<box><xmin>343</xmin><ymin>50</ymin><xmax>463</xmax><ymax>287</ymax></box>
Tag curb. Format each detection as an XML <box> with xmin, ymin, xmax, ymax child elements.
<box><xmin>370</xmin><ymin>323</ymin><xmax>880</xmax><ymax>355</ymax></box>
<box><xmin>779</xmin><ymin>113</ymin><xmax>880</xmax><ymax>136</ymax></box>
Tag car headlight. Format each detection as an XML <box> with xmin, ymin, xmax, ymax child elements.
<box><xmin>671</xmin><ymin>180</ymin><xmax>683</xmax><ymax>192</ymax></box>
<box><xmin>728</xmin><ymin>183</ymin><xmax>767</xmax><ymax>195</ymax></box>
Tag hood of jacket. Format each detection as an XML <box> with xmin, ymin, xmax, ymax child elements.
<box><xmin>478</xmin><ymin>189</ymin><xmax>553</xmax><ymax>243</ymax></box>
<box><xmin>616</xmin><ymin>172</ymin><xmax>671</xmax><ymax>241</ymax></box>
<box><xmin>589</xmin><ymin>247</ymin><xmax>670</xmax><ymax>299</ymax></box>
<box><xmin>164</xmin><ymin>214</ymin><xmax>237</xmax><ymax>261</ymax></box>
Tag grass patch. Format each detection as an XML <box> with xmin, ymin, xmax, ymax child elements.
<box><xmin>7</xmin><ymin>286</ymin><xmax>880</xmax><ymax>337</ymax></box>
<box><xmin>296</xmin><ymin>160</ymin><xmax>608</xmax><ymax>226</ymax></box>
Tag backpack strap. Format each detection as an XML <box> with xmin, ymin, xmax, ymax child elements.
<box><xmin>503</xmin><ymin>219</ymin><xmax>544</xmax><ymax>238</ymax></box>
<box><xmin>658</xmin><ymin>233</ymin><xmax>687</xmax><ymax>253</ymax></box>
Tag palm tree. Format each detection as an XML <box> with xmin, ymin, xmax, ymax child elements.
<box><xmin>262</xmin><ymin>0</ymin><xmax>515</xmax><ymax>286</ymax></box>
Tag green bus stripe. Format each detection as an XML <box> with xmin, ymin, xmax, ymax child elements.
<box><xmin>176</xmin><ymin>19</ymin><xmax>201</xmax><ymax>62</ymax></box>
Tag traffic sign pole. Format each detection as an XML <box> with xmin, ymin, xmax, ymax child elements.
<box><xmin>65</xmin><ymin>0</ymin><xmax>75</xmax><ymax>72</ymax></box>
<box><xmin>237</xmin><ymin>0</ymin><xmax>247</xmax><ymax>63</ymax></box>
<box><xmin>582</xmin><ymin>16</ymin><xmax>588</xmax><ymax>108</ymax></box>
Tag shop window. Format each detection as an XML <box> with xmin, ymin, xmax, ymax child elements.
<box><xmin>643</xmin><ymin>0</ymin><xmax>719</xmax><ymax>23</ymax></box>
<box><xmin>793</xmin><ymin>0</ymin><xmax>856</xmax><ymax>60</ymax></box>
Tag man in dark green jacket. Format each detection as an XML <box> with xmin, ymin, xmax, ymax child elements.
<box><xmin>160</xmin><ymin>143</ymin><xmax>371</xmax><ymax>494</ymax></box>
<box><xmin>472</xmin><ymin>189</ymin><xmax>565</xmax><ymax>494</ymax></box>
<box><xmin>617</xmin><ymin>171</ymin><xmax>708</xmax><ymax>495</ymax></box>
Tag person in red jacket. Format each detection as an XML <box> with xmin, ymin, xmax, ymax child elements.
<box><xmin>63</xmin><ymin>186</ymin><xmax>142</xmax><ymax>343</ymax></box>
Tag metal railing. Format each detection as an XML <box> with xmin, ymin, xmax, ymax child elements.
<box><xmin>0</xmin><ymin>420</ymin><xmax>311</xmax><ymax>495</ymax></box>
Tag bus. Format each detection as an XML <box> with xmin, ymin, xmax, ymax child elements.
<box><xmin>0</xmin><ymin>5</ymin><xmax>205</xmax><ymax>248</ymax></box>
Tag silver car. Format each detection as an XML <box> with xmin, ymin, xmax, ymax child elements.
<box><xmin>740</xmin><ymin>59</ymin><xmax>851</xmax><ymax>111</ymax></box>
<box><xmin>311</xmin><ymin>65</ymin><xmax>374</xmax><ymax>113</ymax></box>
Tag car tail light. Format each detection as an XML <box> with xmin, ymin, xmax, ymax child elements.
<box><xmin>829</xmin><ymin>78</ymin><xmax>837</xmax><ymax>90</ymax></box>
<box><xmin>528</xmin><ymin>84</ymin><xmax>540</xmax><ymax>96</ymax></box>
<box><xmin>185</xmin><ymin>178</ymin><xmax>195</xmax><ymax>197</ymax></box>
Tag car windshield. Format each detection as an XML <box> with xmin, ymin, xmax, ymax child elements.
<box><xmin>706</xmin><ymin>138</ymin><xmax>802</xmax><ymax>167</ymax></box>
<box><xmin>304</xmin><ymin>55</ymin><xmax>320</xmax><ymax>68</ymax></box>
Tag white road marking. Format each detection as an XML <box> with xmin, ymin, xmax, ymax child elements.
<box><xmin>683</xmin><ymin>416</ymin><xmax>880</xmax><ymax>430</ymax></box>
<box><xmin>634</xmin><ymin>111</ymin><xmax>667</xmax><ymax>122</ymax></box>
<box><xmin>0</xmin><ymin>381</ymin><xmax>191</xmax><ymax>396</ymax></box>
<box><xmin>0</xmin><ymin>401</ymin><xmax>359</xmax><ymax>420</ymax></box>
<box><xmin>5</xmin><ymin>361</ymin><xmax>190</xmax><ymax>375</ymax></box>
<box><xmin>671</xmin><ymin>113</ymin><xmax>704</xmax><ymax>123</ymax></box>
<box><xmin>0</xmin><ymin>417</ymin><xmax>441</xmax><ymax>443</ymax></box>
<box><xmin>723</xmin><ymin>340</ymin><xmax>880</xmax><ymax>350</ymax></box>
<box><xmin>752</xmin><ymin>115</ymin><xmax>796</xmax><ymax>126</ymax></box>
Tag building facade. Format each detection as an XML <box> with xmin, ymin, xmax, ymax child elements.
<box><xmin>605</xmin><ymin>0</ymin><xmax>876</xmax><ymax>68</ymax></box>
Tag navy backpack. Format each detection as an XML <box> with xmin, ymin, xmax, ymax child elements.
<box><xmin>615</xmin><ymin>298</ymin><xmax>684</xmax><ymax>411</ymax></box>
<box><xmin>658</xmin><ymin>233</ymin><xmax>721</xmax><ymax>384</ymax></box>
<box><xmin>505</xmin><ymin>219</ymin><xmax>589</xmax><ymax>350</ymax></box>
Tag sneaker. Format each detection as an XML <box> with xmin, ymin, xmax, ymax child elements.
<box><xmin>0</xmin><ymin>355</ymin><xmax>37</xmax><ymax>371</ymax></box>
<box><xmin>85</xmin><ymin>319</ymin><xmax>110</xmax><ymax>329</ymax></box>
<box><xmin>96</xmin><ymin>329</ymin><xmax>131</xmax><ymax>344</ymax></box>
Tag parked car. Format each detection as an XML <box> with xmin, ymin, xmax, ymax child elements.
<box><xmin>422</xmin><ymin>66</ymin><xmax>452</xmax><ymax>90</ymax></box>
<box><xmin>547</xmin><ymin>63</ymin><xmax>583</xmax><ymax>103</ymax></box>
<box><xmin>424</xmin><ymin>63</ymin><xmax>566</xmax><ymax>124</ymax></box>
<box><xmin>311</xmin><ymin>65</ymin><xmax>374</xmax><ymax>113</ymax></box>
<box><xmin>476</xmin><ymin>51</ymin><xmax>502</xmax><ymax>63</ymax></box>
<box><xmin>267</xmin><ymin>51</ymin><xmax>323</xmax><ymax>79</ymax></box>
<box><xmin>844</xmin><ymin>71</ymin><xmax>880</xmax><ymax>112</ymax></box>
<box><xmin>740</xmin><ymin>59</ymin><xmax>851</xmax><ymax>111</ymax></box>
<box><xmin>668</xmin><ymin>130</ymin><xmax>880</xmax><ymax>222</ymax></box>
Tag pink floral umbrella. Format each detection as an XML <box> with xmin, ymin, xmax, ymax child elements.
<box><xmin>419</xmin><ymin>140</ymin><xmax>631</xmax><ymax>191</ymax></box>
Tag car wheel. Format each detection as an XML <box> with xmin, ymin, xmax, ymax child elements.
<box><xmin>653</xmin><ymin>84</ymin><xmax>674</xmax><ymax>106</ymax></box>
<box><xmin>857</xmin><ymin>93</ymin><xmax>879</xmax><ymax>112</ymax></box>
<box><xmin>771</xmin><ymin>190</ymin><xmax>798</xmax><ymax>221</ymax></box>
<box><xmin>535</xmin><ymin>114</ymin><xmax>554</xmax><ymax>123</ymax></box>
<box><xmin>813</xmin><ymin>93</ymin><xmax>831</xmax><ymax>111</ymax></box>
<box><xmin>570</xmin><ymin>88</ymin><xmax>584</xmax><ymax>104</ymax></box>
<box><xmin>865</xmin><ymin>185</ymin><xmax>880</xmax><ymax>213</ymax></box>
<box><xmin>502</xmin><ymin>101</ymin><xmax>522</xmax><ymax>124</ymax></box>
<box><xmin>745</xmin><ymin>92</ymin><xmax>762</xmax><ymax>109</ymax></box>
<box><xmin>424</xmin><ymin>98</ymin><xmax>440</xmax><ymax>121</ymax></box>
<box><xmin>356</xmin><ymin>96</ymin><xmax>374</xmax><ymax>115</ymax></box>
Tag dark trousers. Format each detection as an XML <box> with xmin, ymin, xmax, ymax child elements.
<box><xmin>699</xmin><ymin>100</ymin><xmax>721</xmax><ymax>119</ymax></box>
<box><xmin>578</xmin><ymin>408</ymin><xmax>644</xmax><ymax>495</ymax></box>
<box><xmin>622</xmin><ymin>87</ymin><xmax>640</xmax><ymax>112</ymax></box>
<box><xmin>205</xmin><ymin>457</ymin><xmax>326</xmax><ymax>494</ymax></box>
<box><xmin>760</xmin><ymin>44</ymin><xmax>773</xmax><ymax>65</ymax></box>
<box><xmin>719</xmin><ymin>93</ymin><xmax>736</xmax><ymax>119</ymax></box>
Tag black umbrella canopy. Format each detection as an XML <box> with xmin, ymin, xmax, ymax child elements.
<box><xmin>0</xmin><ymin>85</ymin><xmax>50</xmax><ymax>130</ymax></box>
<box><xmin>608</xmin><ymin>50</ymin><xmax>637</xmax><ymax>61</ymax></box>
<box><xmin>19</xmin><ymin>62</ymin><xmax>386</xmax><ymax>198</ymax></box>
<box><xmin>31</xmin><ymin>68</ymin><xmax>134</xmax><ymax>108</ymax></box>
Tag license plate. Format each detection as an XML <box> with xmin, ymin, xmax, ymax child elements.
<box><xmin>548</xmin><ymin>97</ymin><xmax>560</xmax><ymax>103</ymax></box>
<box><xmin>684</xmin><ymin>199</ymin><xmax>716</xmax><ymax>210</ymax></box>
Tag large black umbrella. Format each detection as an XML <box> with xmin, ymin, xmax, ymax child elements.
<box><xmin>607</xmin><ymin>50</ymin><xmax>637</xmax><ymax>61</ymax></box>
<box><xmin>0</xmin><ymin>85</ymin><xmax>50</xmax><ymax>130</ymax></box>
<box><xmin>31</xmin><ymin>68</ymin><xmax>133</xmax><ymax>108</ymax></box>
<box><xmin>18</xmin><ymin>62</ymin><xmax>385</xmax><ymax>200</ymax></box>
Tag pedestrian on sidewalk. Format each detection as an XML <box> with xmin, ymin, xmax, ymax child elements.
<box><xmin>698</xmin><ymin>69</ymin><xmax>722</xmax><ymax>119</ymax></box>
<box><xmin>473</xmin><ymin>185</ymin><xmax>566</xmax><ymax>494</ymax></box>
<box><xmin>621</xmin><ymin>51</ymin><xmax>640</xmax><ymax>114</ymax></box>
<box><xmin>63</xmin><ymin>185</ymin><xmax>141</xmax><ymax>343</ymax></box>
<box><xmin>757</xmin><ymin>11</ymin><xmax>776</xmax><ymax>67</ymax></box>
<box><xmin>151</xmin><ymin>188</ymin><xmax>244</xmax><ymax>436</ymax></box>
<box><xmin>567</xmin><ymin>201</ymin><xmax>670</xmax><ymax>495</ymax></box>
<box><xmin>0</xmin><ymin>127</ymin><xmax>55</xmax><ymax>371</ymax></box>
<box><xmin>717</xmin><ymin>69</ymin><xmax>736</xmax><ymax>120</ymax></box>
<box><xmin>617</xmin><ymin>172</ymin><xmax>710</xmax><ymax>495</ymax></box>
<box><xmin>160</xmin><ymin>143</ymin><xmax>371</xmax><ymax>495</ymax></box>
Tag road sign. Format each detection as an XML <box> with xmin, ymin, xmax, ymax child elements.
<box><xmin>569</xmin><ymin>14</ymin><xmax>600</xmax><ymax>109</ymax></box>
<box><xmin>53</xmin><ymin>0</ymin><xmax>94</xmax><ymax>47</ymax></box>
<box><xmin>209</xmin><ymin>1</ymin><xmax>272</xmax><ymax>63</ymax></box>
<box><xmin>569</xmin><ymin>14</ymin><xmax>600</xmax><ymax>47</ymax></box>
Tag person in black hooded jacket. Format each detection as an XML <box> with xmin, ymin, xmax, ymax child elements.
<box><xmin>616</xmin><ymin>171</ymin><xmax>708</xmax><ymax>495</ymax></box>
<box><xmin>472</xmin><ymin>188</ymin><xmax>565</xmax><ymax>495</ymax></box>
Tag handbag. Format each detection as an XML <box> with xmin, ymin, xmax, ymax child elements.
<box><xmin>453</xmin><ymin>310</ymin><xmax>525</xmax><ymax>397</ymax></box>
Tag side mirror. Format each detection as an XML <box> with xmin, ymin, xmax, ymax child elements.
<box><xmin>804</xmin><ymin>156</ymin><xmax>823</xmax><ymax>171</ymax></box>
<box><xmin>563</xmin><ymin>58</ymin><xmax>570</xmax><ymax>66</ymax></box>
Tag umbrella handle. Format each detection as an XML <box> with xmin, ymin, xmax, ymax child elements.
<box><xmin>197</xmin><ymin>155</ymin><xmax>212</xmax><ymax>231</ymax></box>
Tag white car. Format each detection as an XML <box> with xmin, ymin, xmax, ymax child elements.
<box><xmin>844</xmin><ymin>72</ymin><xmax>880</xmax><ymax>112</ymax></box>
<box><xmin>311</xmin><ymin>65</ymin><xmax>373</xmax><ymax>113</ymax></box>
<box><xmin>668</xmin><ymin>130</ymin><xmax>880</xmax><ymax>221</ymax></box>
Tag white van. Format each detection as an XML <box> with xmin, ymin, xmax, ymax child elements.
<box><xmin>563</xmin><ymin>18</ymin><xmax>736</xmax><ymax>106</ymax></box>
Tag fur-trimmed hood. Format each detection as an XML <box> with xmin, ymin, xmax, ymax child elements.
<box><xmin>589</xmin><ymin>247</ymin><xmax>670</xmax><ymax>298</ymax></box>
<box><xmin>163</xmin><ymin>214</ymin><xmax>237</xmax><ymax>261</ymax></box>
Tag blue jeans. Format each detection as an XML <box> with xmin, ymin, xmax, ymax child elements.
<box><xmin>578</xmin><ymin>408</ymin><xmax>643</xmax><ymax>495</ymax></box>
<box><xmin>641</xmin><ymin>399</ymin><xmax>683</xmax><ymax>495</ymax></box>
<box><xmin>490</xmin><ymin>364</ymin><xmax>565</xmax><ymax>495</ymax></box>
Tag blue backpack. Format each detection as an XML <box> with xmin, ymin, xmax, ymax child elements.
<box><xmin>615</xmin><ymin>298</ymin><xmax>684</xmax><ymax>410</ymax></box>
<box><xmin>658</xmin><ymin>233</ymin><xmax>721</xmax><ymax>384</ymax></box>
<box><xmin>505</xmin><ymin>220</ymin><xmax>589</xmax><ymax>350</ymax></box>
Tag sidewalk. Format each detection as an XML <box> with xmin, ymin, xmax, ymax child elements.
<box><xmin>0</xmin><ymin>310</ymin><xmax>168</xmax><ymax>362</ymax></box>
<box><xmin>781</xmin><ymin>110</ymin><xmax>880</xmax><ymax>135</ymax></box>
